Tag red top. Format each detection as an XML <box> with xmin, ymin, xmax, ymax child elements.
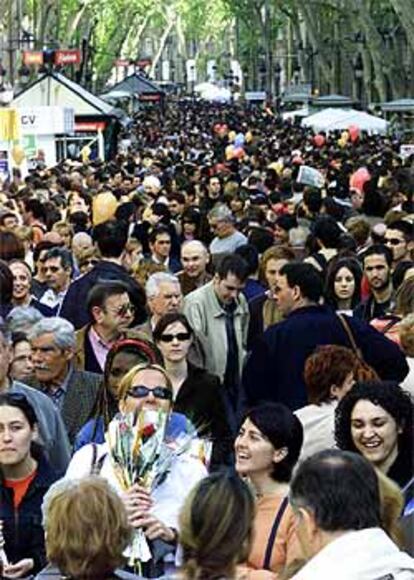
<box><xmin>4</xmin><ymin>470</ymin><xmax>37</xmax><ymax>509</ymax></box>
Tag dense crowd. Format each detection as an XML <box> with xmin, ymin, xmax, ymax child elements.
<box><xmin>0</xmin><ymin>101</ymin><xmax>413</xmax><ymax>579</ymax></box>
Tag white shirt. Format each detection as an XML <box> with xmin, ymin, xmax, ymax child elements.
<box><xmin>294</xmin><ymin>400</ymin><xmax>337</xmax><ymax>462</ymax></box>
<box><xmin>292</xmin><ymin>528</ymin><xmax>414</xmax><ymax>580</ymax></box>
<box><xmin>65</xmin><ymin>441</ymin><xmax>207</xmax><ymax>530</ymax></box>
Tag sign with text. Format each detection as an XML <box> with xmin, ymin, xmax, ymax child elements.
<box><xmin>18</xmin><ymin>107</ymin><xmax>75</xmax><ymax>135</ymax></box>
<box><xmin>75</xmin><ymin>121</ymin><xmax>106</xmax><ymax>132</ymax></box>
<box><xmin>22</xmin><ymin>51</ymin><xmax>44</xmax><ymax>66</ymax></box>
<box><xmin>245</xmin><ymin>91</ymin><xmax>266</xmax><ymax>101</ymax></box>
<box><xmin>54</xmin><ymin>50</ymin><xmax>81</xmax><ymax>66</ymax></box>
<box><xmin>297</xmin><ymin>165</ymin><xmax>325</xmax><ymax>189</ymax></box>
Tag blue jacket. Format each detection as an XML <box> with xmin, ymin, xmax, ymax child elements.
<box><xmin>243</xmin><ymin>305</ymin><xmax>409</xmax><ymax>411</ymax></box>
<box><xmin>0</xmin><ymin>452</ymin><xmax>58</xmax><ymax>574</ymax></box>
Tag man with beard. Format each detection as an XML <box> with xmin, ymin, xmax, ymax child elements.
<box><xmin>354</xmin><ymin>245</ymin><xmax>394</xmax><ymax>321</ymax></box>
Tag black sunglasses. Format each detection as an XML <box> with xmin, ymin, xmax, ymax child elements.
<box><xmin>127</xmin><ymin>385</ymin><xmax>172</xmax><ymax>400</ymax></box>
<box><xmin>385</xmin><ymin>238</ymin><xmax>405</xmax><ymax>246</ymax></box>
<box><xmin>159</xmin><ymin>332</ymin><xmax>191</xmax><ymax>343</ymax></box>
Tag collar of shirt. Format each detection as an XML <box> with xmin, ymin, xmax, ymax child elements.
<box><xmin>40</xmin><ymin>364</ymin><xmax>73</xmax><ymax>408</ymax></box>
<box><xmin>152</xmin><ymin>254</ymin><xmax>169</xmax><ymax>267</ymax></box>
<box><xmin>88</xmin><ymin>325</ymin><xmax>114</xmax><ymax>371</ymax></box>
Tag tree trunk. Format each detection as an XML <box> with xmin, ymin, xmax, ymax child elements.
<box><xmin>389</xmin><ymin>0</ymin><xmax>414</xmax><ymax>52</ymax></box>
<box><xmin>150</xmin><ymin>12</ymin><xmax>176</xmax><ymax>77</ymax></box>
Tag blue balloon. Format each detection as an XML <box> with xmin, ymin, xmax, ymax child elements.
<box><xmin>234</xmin><ymin>133</ymin><xmax>245</xmax><ymax>147</ymax></box>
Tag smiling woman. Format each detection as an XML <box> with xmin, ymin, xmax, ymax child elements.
<box><xmin>335</xmin><ymin>381</ymin><xmax>414</xmax><ymax>489</ymax></box>
<box><xmin>235</xmin><ymin>403</ymin><xmax>304</xmax><ymax>577</ymax></box>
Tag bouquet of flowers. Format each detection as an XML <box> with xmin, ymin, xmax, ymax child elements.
<box><xmin>106</xmin><ymin>408</ymin><xmax>169</xmax><ymax>565</ymax></box>
<box><xmin>106</xmin><ymin>409</ymin><xmax>213</xmax><ymax>567</ymax></box>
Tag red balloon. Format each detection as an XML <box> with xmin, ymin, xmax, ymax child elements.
<box><xmin>232</xmin><ymin>147</ymin><xmax>245</xmax><ymax>159</ymax></box>
<box><xmin>313</xmin><ymin>134</ymin><xmax>325</xmax><ymax>148</ymax></box>
<box><xmin>348</xmin><ymin>125</ymin><xmax>360</xmax><ymax>143</ymax></box>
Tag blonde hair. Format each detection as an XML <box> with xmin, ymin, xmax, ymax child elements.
<box><xmin>376</xmin><ymin>469</ymin><xmax>405</xmax><ymax>548</ymax></box>
<box><xmin>44</xmin><ymin>477</ymin><xmax>132</xmax><ymax>578</ymax></box>
<box><xmin>399</xmin><ymin>313</ymin><xmax>414</xmax><ymax>357</ymax></box>
<box><xmin>118</xmin><ymin>362</ymin><xmax>172</xmax><ymax>400</ymax></box>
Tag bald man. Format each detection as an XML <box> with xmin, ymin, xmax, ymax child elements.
<box><xmin>177</xmin><ymin>240</ymin><xmax>212</xmax><ymax>295</ymax></box>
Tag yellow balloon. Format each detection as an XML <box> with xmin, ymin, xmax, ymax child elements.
<box><xmin>245</xmin><ymin>131</ymin><xmax>253</xmax><ymax>143</ymax></box>
<box><xmin>225</xmin><ymin>144</ymin><xmax>235</xmax><ymax>160</ymax></box>
<box><xmin>228</xmin><ymin>131</ymin><xmax>236</xmax><ymax>143</ymax></box>
<box><xmin>11</xmin><ymin>145</ymin><xmax>25</xmax><ymax>166</ymax></box>
<box><xmin>341</xmin><ymin>130</ymin><xmax>349</xmax><ymax>143</ymax></box>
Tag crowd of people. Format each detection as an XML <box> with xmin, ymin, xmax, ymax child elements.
<box><xmin>0</xmin><ymin>100</ymin><xmax>413</xmax><ymax>579</ymax></box>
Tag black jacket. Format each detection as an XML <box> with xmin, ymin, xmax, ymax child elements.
<box><xmin>173</xmin><ymin>363</ymin><xmax>233</xmax><ymax>467</ymax></box>
<box><xmin>243</xmin><ymin>305</ymin><xmax>409</xmax><ymax>411</ymax></box>
<box><xmin>60</xmin><ymin>260</ymin><xmax>146</xmax><ymax>329</ymax></box>
<box><xmin>0</xmin><ymin>452</ymin><xmax>58</xmax><ymax>574</ymax></box>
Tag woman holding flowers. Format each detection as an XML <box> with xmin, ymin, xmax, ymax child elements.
<box><xmin>65</xmin><ymin>363</ymin><xmax>207</xmax><ymax>578</ymax></box>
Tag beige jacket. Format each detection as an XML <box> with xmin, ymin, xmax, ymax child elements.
<box><xmin>183</xmin><ymin>281</ymin><xmax>250</xmax><ymax>381</ymax></box>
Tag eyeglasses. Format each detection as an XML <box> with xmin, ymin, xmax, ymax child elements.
<box><xmin>127</xmin><ymin>385</ymin><xmax>172</xmax><ymax>400</ymax></box>
<box><xmin>159</xmin><ymin>332</ymin><xmax>191</xmax><ymax>343</ymax></box>
<box><xmin>385</xmin><ymin>238</ymin><xmax>405</xmax><ymax>246</ymax></box>
<box><xmin>106</xmin><ymin>303</ymin><xmax>135</xmax><ymax>317</ymax></box>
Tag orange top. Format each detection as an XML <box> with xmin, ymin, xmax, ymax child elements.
<box><xmin>241</xmin><ymin>492</ymin><xmax>303</xmax><ymax>580</ymax></box>
<box><xmin>4</xmin><ymin>469</ymin><xmax>37</xmax><ymax>509</ymax></box>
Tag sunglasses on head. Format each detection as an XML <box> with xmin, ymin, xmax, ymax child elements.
<box><xmin>127</xmin><ymin>385</ymin><xmax>172</xmax><ymax>400</ymax></box>
<box><xmin>159</xmin><ymin>332</ymin><xmax>191</xmax><ymax>343</ymax></box>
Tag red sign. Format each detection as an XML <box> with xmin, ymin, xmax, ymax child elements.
<box><xmin>138</xmin><ymin>93</ymin><xmax>161</xmax><ymax>102</ymax></box>
<box><xmin>75</xmin><ymin>121</ymin><xmax>106</xmax><ymax>132</ymax></box>
<box><xmin>23</xmin><ymin>51</ymin><xmax>44</xmax><ymax>66</ymax></box>
<box><xmin>54</xmin><ymin>50</ymin><xmax>81</xmax><ymax>66</ymax></box>
<box><xmin>116</xmin><ymin>59</ymin><xmax>130</xmax><ymax>67</ymax></box>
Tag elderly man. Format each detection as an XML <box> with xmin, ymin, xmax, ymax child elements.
<box><xmin>28</xmin><ymin>317</ymin><xmax>101</xmax><ymax>445</ymax></box>
<box><xmin>177</xmin><ymin>240</ymin><xmax>212</xmax><ymax>295</ymax></box>
<box><xmin>0</xmin><ymin>321</ymin><xmax>70</xmax><ymax>473</ymax></box>
<box><xmin>184</xmin><ymin>254</ymin><xmax>249</xmax><ymax>421</ymax></box>
<box><xmin>289</xmin><ymin>450</ymin><xmax>414</xmax><ymax>579</ymax></box>
<box><xmin>208</xmin><ymin>204</ymin><xmax>247</xmax><ymax>265</ymax></box>
<box><xmin>137</xmin><ymin>272</ymin><xmax>183</xmax><ymax>338</ymax></box>
<box><xmin>39</xmin><ymin>247</ymin><xmax>73</xmax><ymax>314</ymax></box>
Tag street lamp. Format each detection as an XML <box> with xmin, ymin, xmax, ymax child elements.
<box><xmin>292</xmin><ymin>63</ymin><xmax>301</xmax><ymax>85</ymax></box>
<box><xmin>259</xmin><ymin>62</ymin><xmax>266</xmax><ymax>91</ymax></box>
<box><xmin>274</xmin><ymin>62</ymin><xmax>281</xmax><ymax>102</ymax></box>
<box><xmin>354</xmin><ymin>53</ymin><xmax>364</xmax><ymax>107</ymax></box>
<box><xmin>0</xmin><ymin>61</ymin><xmax>6</xmax><ymax>88</ymax></box>
<box><xmin>18</xmin><ymin>64</ymin><xmax>31</xmax><ymax>86</ymax></box>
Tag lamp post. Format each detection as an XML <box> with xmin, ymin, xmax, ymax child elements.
<box><xmin>354</xmin><ymin>53</ymin><xmax>364</xmax><ymax>108</ymax></box>
<box><xmin>259</xmin><ymin>62</ymin><xmax>266</xmax><ymax>92</ymax></box>
<box><xmin>274</xmin><ymin>61</ymin><xmax>281</xmax><ymax>110</ymax></box>
<box><xmin>0</xmin><ymin>61</ymin><xmax>6</xmax><ymax>89</ymax></box>
<box><xmin>17</xmin><ymin>63</ymin><xmax>30</xmax><ymax>86</ymax></box>
<box><xmin>292</xmin><ymin>63</ymin><xmax>301</xmax><ymax>85</ymax></box>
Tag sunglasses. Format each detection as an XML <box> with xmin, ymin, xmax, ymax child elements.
<box><xmin>159</xmin><ymin>332</ymin><xmax>191</xmax><ymax>343</ymax></box>
<box><xmin>385</xmin><ymin>238</ymin><xmax>405</xmax><ymax>246</ymax></box>
<box><xmin>127</xmin><ymin>385</ymin><xmax>172</xmax><ymax>400</ymax></box>
<box><xmin>106</xmin><ymin>303</ymin><xmax>135</xmax><ymax>317</ymax></box>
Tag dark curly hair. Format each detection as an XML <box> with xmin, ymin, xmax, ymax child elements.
<box><xmin>335</xmin><ymin>381</ymin><xmax>413</xmax><ymax>463</ymax></box>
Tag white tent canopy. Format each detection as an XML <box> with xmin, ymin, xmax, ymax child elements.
<box><xmin>302</xmin><ymin>108</ymin><xmax>388</xmax><ymax>134</ymax></box>
<box><xmin>194</xmin><ymin>82</ymin><xmax>232</xmax><ymax>102</ymax></box>
<box><xmin>282</xmin><ymin>106</ymin><xmax>310</xmax><ymax>120</ymax></box>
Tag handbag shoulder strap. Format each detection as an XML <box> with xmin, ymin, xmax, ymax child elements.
<box><xmin>336</xmin><ymin>313</ymin><xmax>361</xmax><ymax>357</ymax></box>
<box><xmin>90</xmin><ymin>443</ymin><xmax>107</xmax><ymax>475</ymax></box>
<box><xmin>263</xmin><ymin>496</ymin><xmax>289</xmax><ymax>570</ymax></box>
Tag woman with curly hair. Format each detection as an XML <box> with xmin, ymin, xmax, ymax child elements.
<box><xmin>324</xmin><ymin>256</ymin><xmax>363</xmax><ymax>315</ymax></box>
<box><xmin>335</xmin><ymin>381</ymin><xmax>414</xmax><ymax>489</ymax></box>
